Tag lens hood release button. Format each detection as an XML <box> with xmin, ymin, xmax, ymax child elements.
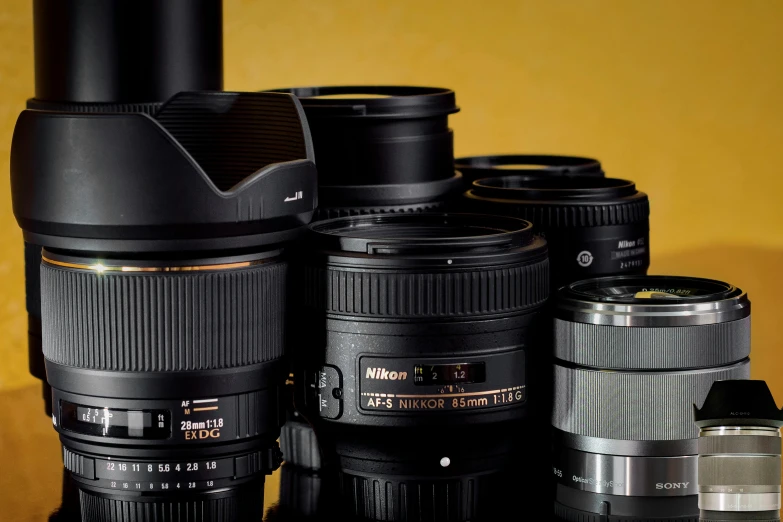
<box><xmin>307</xmin><ymin>366</ymin><xmax>343</xmax><ymax>420</ymax></box>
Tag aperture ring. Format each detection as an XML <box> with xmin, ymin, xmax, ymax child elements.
<box><xmin>554</xmin><ymin>317</ymin><xmax>751</xmax><ymax>369</ymax></box>
<box><xmin>41</xmin><ymin>259</ymin><xmax>287</xmax><ymax>371</ymax></box>
<box><xmin>78</xmin><ymin>480</ymin><xmax>266</xmax><ymax>522</ymax></box>
<box><xmin>303</xmin><ymin>260</ymin><xmax>550</xmax><ymax>318</ymax></box>
<box><xmin>553</xmin><ymin>360</ymin><xmax>751</xmax><ymax>440</ymax></box>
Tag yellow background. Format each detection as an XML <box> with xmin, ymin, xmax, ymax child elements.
<box><xmin>1</xmin><ymin>1</ymin><xmax>782</xmax><ymax>519</ymax></box>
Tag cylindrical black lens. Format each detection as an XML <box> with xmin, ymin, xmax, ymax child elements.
<box><xmin>11</xmin><ymin>90</ymin><xmax>318</xmax><ymax>521</ymax></box>
<box><xmin>553</xmin><ymin>275</ymin><xmax>751</xmax><ymax>522</ymax></box>
<box><xmin>22</xmin><ymin>0</ymin><xmax>225</xmax><ymax>416</ymax></box>
<box><xmin>455</xmin><ymin>154</ymin><xmax>604</xmax><ymax>187</ymax></box>
<box><xmin>296</xmin><ymin>213</ymin><xmax>549</xmax><ymax>521</ymax></box>
<box><xmin>32</xmin><ymin>0</ymin><xmax>222</xmax><ymax>104</ymax></box>
<box><xmin>42</xmin><ymin>251</ymin><xmax>285</xmax><ymax>521</ymax></box>
<box><xmin>269</xmin><ymin>86</ymin><xmax>463</xmax><ymax>218</ymax></box>
<box><xmin>694</xmin><ymin>380</ymin><xmax>783</xmax><ymax>522</ymax></box>
<box><xmin>464</xmin><ymin>175</ymin><xmax>650</xmax><ymax>289</ymax></box>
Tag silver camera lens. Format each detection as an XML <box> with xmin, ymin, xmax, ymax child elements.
<box><xmin>553</xmin><ymin>275</ymin><xmax>751</xmax><ymax>521</ymax></box>
<box><xmin>694</xmin><ymin>380</ymin><xmax>783</xmax><ymax>522</ymax></box>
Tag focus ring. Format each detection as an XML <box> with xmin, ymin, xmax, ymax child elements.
<box><xmin>41</xmin><ymin>261</ymin><xmax>287</xmax><ymax>371</ymax></box>
<box><xmin>472</xmin><ymin>197</ymin><xmax>649</xmax><ymax>228</ymax></box>
<box><xmin>554</xmin><ymin>317</ymin><xmax>751</xmax><ymax>369</ymax></box>
<box><xmin>280</xmin><ymin>418</ymin><xmax>321</xmax><ymax>470</ymax></box>
<box><xmin>342</xmin><ymin>473</ymin><xmax>489</xmax><ymax>522</ymax></box>
<box><xmin>314</xmin><ymin>200</ymin><xmax>446</xmax><ymax>220</ymax></box>
<box><xmin>304</xmin><ymin>260</ymin><xmax>549</xmax><ymax>318</ymax></box>
<box><xmin>553</xmin><ymin>361</ymin><xmax>751</xmax><ymax>440</ymax></box>
<box><xmin>78</xmin><ymin>482</ymin><xmax>265</xmax><ymax>522</ymax></box>
<box><xmin>698</xmin><ymin>435</ymin><xmax>781</xmax><ymax>455</ymax></box>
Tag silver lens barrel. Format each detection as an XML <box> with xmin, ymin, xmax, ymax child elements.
<box><xmin>553</xmin><ymin>276</ymin><xmax>751</xmax><ymax>521</ymax></box>
<box><xmin>695</xmin><ymin>381</ymin><xmax>783</xmax><ymax>522</ymax></box>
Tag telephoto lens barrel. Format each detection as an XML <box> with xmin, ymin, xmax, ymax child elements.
<box><xmin>11</xmin><ymin>91</ymin><xmax>317</xmax><ymax>521</ymax></box>
<box><xmin>296</xmin><ymin>213</ymin><xmax>550</xmax><ymax>521</ymax></box>
<box><xmin>694</xmin><ymin>380</ymin><xmax>783</xmax><ymax>522</ymax></box>
<box><xmin>455</xmin><ymin>154</ymin><xmax>605</xmax><ymax>187</ymax></box>
<box><xmin>269</xmin><ymin>86</ymin><xmax>463</xmax><ymax>218</ymax></box>
<box><xmin>23</xmin><ymin>0</ymin><xmax>224</xmax><ymax>416</ymax></box>
<box><xmin>463</xmin><ymin>175</ymin><xmax>649</xmax><ymax>289</ymax></box>
<box><xmin>552</xmin><ymin>276</ymin><xmax>751</xmax><ymax>521</ymax></box>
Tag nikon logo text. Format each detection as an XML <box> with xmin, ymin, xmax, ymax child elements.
<box><xmin>365</xmin><ymin>368</ymin><xmax>407</xmax><ymax>380</ymax></box>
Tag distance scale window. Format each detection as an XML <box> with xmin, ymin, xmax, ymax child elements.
<box><xmin>414</xmin><ymin>363</ymin><xmax>485</xmax><ymax>386</ymax></box>
<box><xmin>60</xmin><ymin>401</ymin><xmax>171</xmax><ymax>439</ymax></box>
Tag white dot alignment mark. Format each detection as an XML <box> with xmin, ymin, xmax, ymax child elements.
<box><xmin>447</xmin><ymin>259</ymin><xmax>453</xmax><ymax>264</ymax></box>
<box><xmin>440</xmin><ymin>457</ymin><xmax>450</xmax><ymax>467</ymax></box>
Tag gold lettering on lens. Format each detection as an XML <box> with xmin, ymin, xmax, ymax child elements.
<box><xmin>184</xmin><ymin>429</ymin><xmax>221</xmax><ymax>440</ymax></box>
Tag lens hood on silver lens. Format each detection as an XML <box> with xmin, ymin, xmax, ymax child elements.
<box><xmin>553</xmin><ymin>276</ymin><xmax>751</xmax><ymax>522</ymax></box>
<box><xmin>694</xmin><ymin>380</ymin><xmax>783</xmax><ymax>522</ymax></box>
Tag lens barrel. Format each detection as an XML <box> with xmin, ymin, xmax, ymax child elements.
<box><xmin>694</xmin><ymin>380</ymin><xmax>783</xmax><ymax>522</ymax></box>
<box><xmin>296</xmin><ymin>212</ymin><xmax>549</xmax><ymax>521</ymax></box>
<box><xmin>22</xmin><ymin>0</ymin><xmax>225</xmax><ymax>416</ymax></box>
<box><xmin>455</xmin><ymin>154</ymin><xmax>605</xmax><ymax>187</ymax></box>
<box><xmin>11</xmin><ymin>90</ymin><xmax>317</xmax><ymax>521</ymax></box>
<box><xmin>553</xmin><ymin>276</ymin><xmax>751</xmax><ymax>522</ymax></box>
<box><xmin>269</xmin><ymin>86</ymin><xmax>463</xmax><ymax>218</ymax></box>
<box><xmin>464</xmin><ymin>175</ymin><xmax>649</xmax><ymax>289</ymax></box>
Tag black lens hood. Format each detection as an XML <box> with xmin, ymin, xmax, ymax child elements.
<box><xmin>455</xmin><ymin>154</ymin><xmax>605</xmax><ymax>185</ymax></box>
<box><xmin>11</xmin><ymin>91</ymin><xmax>318</xmax><ymax>253</ymax></box>
<box><xmin>694</xmin><ymin>380</ymin><xmax>783</xmax><ymax>428</ymax></box>
<box><xmin>267</xmin><ymin>85</ymin><xmax>461</xmax><ymax>214</ymax></box>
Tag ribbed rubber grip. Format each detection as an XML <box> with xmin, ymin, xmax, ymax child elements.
<box><xmin>554</xmin><ymin>317</ymin><xmax>751</xmax><ymax>370</ymax></box>
<box><xmin>342</xmin><ymin>473</ymin><xmax>491</xmax><ymax>522</ymax></box>
<box><xmin>155</xmin><ymin>92</ymin><xmax>309</xmax><ymax>191</ymax></box>
<box><xmin>699</xmin><ymin>455</ymin><xmax>782</xmax><ymax>486</ymax></box>
<box><xmin>280</xmin><ymin>417</ymin><xmax>321</xmax><ymax>470</ymax></box>
<box><xmin>313</xmin><ymin>200</ymin><xmax>446</xmax><ymax>220</ymax></box>
<box><xmin>78</xmin><ymin>482</ymin><xmax>265</xmax><ymax>522</ymax></box>
<box><xmin>553</xmin><ymin>502</ymin><xmax>699</xmax><ymax>521</ymax></box>
<box><xmin>41</xmin><ymin>261</ymin><xmax>286</xmax><ymax>371</ymax></box>
<box><xmin>553</xmin><ymin>360</ymin><xmax>750</xmax><ymax>441</ymax></box>
<box><xmin>509</xmin><ymin>198</ymin><xmax>649</xmax><ymax>228</ymax></box>
<box><xmin>26</xmin><ymin>99</ymin><xmax>163</xmax><ymax>114</ymax></box>
<box><xmin>304</xmin><ymin>260</ymin><xmax>549</xmax><ymax>318</ymax></box>
<box><xmin>699</xmin><ymin>435</ymin><xmax>781</xmax><ymax>455</ymax></box>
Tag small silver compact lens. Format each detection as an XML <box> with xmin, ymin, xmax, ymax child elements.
<box><xmin>695</xmin><ymin>380</ymin><xmax>783</xmax><ymax>522</ymax></box>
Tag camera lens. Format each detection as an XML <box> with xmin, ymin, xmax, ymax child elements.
<box><xmin>296</xmin><ymin>212</ymin><xmax>549</xmax><ymax>521</ymax></box>
<box><xmin>270</xmin><ymin>86</ymin><xmax>463</xmax><ymax>218</ymax></box>
<box><xmin>552</xmin><ymin>275</ymin><xmax>751</xmax><ymax>521</ymax></box>
<box><xmin>463</xmin><ymin>175</ymin><xmax>649</xmax><ymax>289</ymax></box>
<box><xmin>11</xmin><ymin>91</ymin><xmax>317</xmax><ymax>521</ymax></box>
<box><xmin>455</xmin><ymin>154</ymin><xmax>605</xmax><ymax>187</ymax></box>
<box><xmin>694</xmin><ymin>380</ymin><xmax>783</xmax><ymax>522</ymax></box>
<box><xmin>22</xmin><ymin>0</ymin><xmax>224</xmax><ymax>416</ymax></box>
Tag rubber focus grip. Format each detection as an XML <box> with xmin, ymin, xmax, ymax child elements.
<box><xmin>41</xmin><ymin>260</ymin><xmax>287</xmax><ymax>371</ymax></box>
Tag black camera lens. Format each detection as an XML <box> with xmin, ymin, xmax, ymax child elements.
<box><xmin>694</xmin><ymin>380</ymin><xmax>783</xmax><ymax>522</ymax></box>
<box><xmin>11</xmin><ymin>90</ymin><xmax>318</xmax><ymax>521</ymax></box>
<box><xmin>553</xmin><ymin>275</ymin><xmax>751</xmax><ymax>522</ymax></box>
<box><xmin>296</xmin><ymin>212</ymin><xmax>549</xmax><ymax>521</ymax></box>
<box><xmin>455</xmin><ymin>154</ymin><xmax>605</xmax><ymax>187</ymax></box>
<box><xmin>269</xmin><ymin>86</ymin><xmax>463</xmax><ymax>218</ymax></box>
<box><xmin>463</xmin><ymin>175</ymin><xmax>649</xmax><ymax>289</ymax></box>
<box><xmin>22</xmin><ymin>0</ymin><xmax>224</xmax><ymax>416</ymax></box>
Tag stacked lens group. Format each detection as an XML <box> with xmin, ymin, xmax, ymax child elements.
<box><xmin>9</xmin><ymin>5</ymin><xmax>764</xmax><ymax>521</ymax></box>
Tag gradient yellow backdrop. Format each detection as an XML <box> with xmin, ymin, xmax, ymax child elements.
<box><xmin>1</xmin><ymin>0</ymin><xmax>782</xmax><ymax>519</ymax></box>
